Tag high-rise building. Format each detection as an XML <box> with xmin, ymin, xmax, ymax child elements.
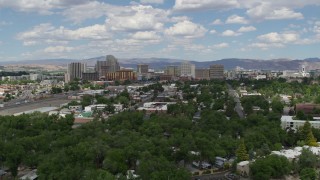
<box><xmin>165</xmin><ymin>65</ymin><xmax>180</xmax><ymax>77</ymax></box>
<box><xmin>137</xmin><ymin>64</ymin><xmax>149</xmax><ymax>74</ymax></box>
<box><xmin>105</xmin><ymin>69</ymin><xmax>136</xmax><ymax>81</ymax></box>
<box><xmin>180</xmin><ymin>61</ymin><xmax>195</xmax><ymax>78</ymax></box>
<box><xmin>195</xmin><ymin>68</ymin><xmax>210</xmax><ymax>80</ymax></box>
<box><xmin>82</xmin><ymin>72</ymin><xmax>99</xmax><ymax>81</ymax></box>
<box><xmin>95</xmin><ymin>61</ymin><xmax>108</xmax><ymax>77</ymax></box>
<box><xmin>209</xmin><ymin>64</ymin><xmax>224</xmax><ymax>79</ymax></box>
<box><xmin>66</xmin><ymin>62</ymin><xmax>86</xmax><ymax>82</ymax></box>
<box><xmin>106</xmin><ymin>55</ymin><xmax>120</xmax><ymax>73</ymax></box>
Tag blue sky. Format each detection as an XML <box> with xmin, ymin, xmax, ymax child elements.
<box><xmin>0</xmin><ymin>0</ymin><xmax>319</xmax><ymax>61</ymax></box>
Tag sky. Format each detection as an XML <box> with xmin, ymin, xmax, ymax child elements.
<box><xmin>0</xmin><ymin>0</ymin><xmax>319</xmax><ymax>62</ymax></box>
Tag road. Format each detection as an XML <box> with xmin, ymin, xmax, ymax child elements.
<box><xmin>2</xmin><ymin>94</ymin><xmax>67</xmax><ymax>109</ymax></box>
<box><xmin>0</xmin><ymin>94</ymin><xmax>71</xmax><ymax>116</ymax></box>
<box><xmin>192</xmin><ymin>171</ymin><xmax>230</xmax><ymax>180</ymax></box>
<box><xmin>227</xmin><ymin>84</ymin><xmax>245</xmax><ymax>118</ymax></box>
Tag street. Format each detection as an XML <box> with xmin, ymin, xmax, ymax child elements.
<box><xmin>192</xmin><ymin>171</ymin><xmax>231</xmax><ymax>180</ymax></box>
<box><xmin>227</xmin><ymin>83</ymin><xmax>245</xmax><ymax>118</ymax></box>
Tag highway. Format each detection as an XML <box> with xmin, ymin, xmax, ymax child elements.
<box><xmin>0</xmin><ymin>94</ymin><xmax>71</xmax><ymax>116</ymax></box>
<box><xmin>192</xmin><ymin>171</ymin><xmax>232</xmax><ymax>180</ymax></box>
<box><xmin>1</xmin><ymin>94</ymin><xmax>68</xmax><ymax>110</ymax></box>
<box><xmin>227</xmin><ymin>83</ymin><xmax>245</xmax><ymax>118</ymax></box>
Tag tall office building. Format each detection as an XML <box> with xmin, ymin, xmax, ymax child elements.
<box><xmin>180</xmin><ymin>61</ymin><xmax>195</xmax><ymax>78</ymax></box>
<box><xmin>67</xmin><ymin>62</ymin><xmax>86</xmax><ymax>82</ymax></box>
<box><xmin>195</xmin><ymin>68</ymin><xmax>210</xmax><ymax>80</ymax></box>
<box><xmin>137</xmin><ymin>64</ymin><xmax>149</xmax><ymax>74</ymax></box>
<box><xmin>105</xmin><ymin>69</ymin><xmax>136</xmax><ymax>81</ymax></box>
<box><xmin>209</xmin><ymin>64</ymin><xmax>224</xmax><ymax>79</ymax></box>
<box><xmin>165</xmin><ymin>65</ymin><xmax>180</xmax><ymax>77</ymax></box>
<box><xmin>106</xmin><ymin>55</ymin><xmax>120</xmax><ymax>73</ymax></box>
<box><xmin>82</xmin><ymin>72</ymin><xmax>99</xmax><ymax>81</ymax></box>
<box><xmin>95</xmin><ymin>61</ymin><xmax>108</xmax><ymax>77</ymax></box>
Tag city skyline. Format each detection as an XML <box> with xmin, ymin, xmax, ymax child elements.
<box><xmin>0</xmin><ymin>0</ymin><xmax>319</xmax><ymax>61</ymax></box>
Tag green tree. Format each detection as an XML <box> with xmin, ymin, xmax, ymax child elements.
<box><xmin>64</xmin><ymin>84</ymin><xmax>70</xmax><ymax>92</ymax></box>
<box><xmin>51</xmin><ymin>87</ymin><xmax>62</xmax><ymax>94</ymax></box>
<box><xmin>236</xmin><ymin>139</ymin><xmax>249</xmax><ymax>162</ymax></box>
<box><xmin>297</xmin><ymin>110</ymin><xmax>307</xmax><ymax>120</ymax></box>
<box><xmin>300</xmin><ymin>168</ymin><xmax>317</xmax><ymax>180</ymax></box>
<box><xmin>298</xmin><ymin>148</ymin><xmax>319</xmax><ymax>170</ymax></box>
<box><xmin>271</xmin><ymin>99</ymin><xmax>284</xmax><ymax>114</ymax></box>
<box><xmin>306</xmin><ymin>131</ymin><xmax>318</xmax><ymax>147</ymax></box>
<box><xmin>250</xmin><ymin>154</ymin><xmax>291</xmax><ymax>180</ymax></box>
<box><xmin>300</xmin><ymin>121</ymin><xmax>312</xmax><ymax>140</ymax></box>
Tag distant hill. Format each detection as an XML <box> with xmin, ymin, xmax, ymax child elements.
<box><xmin>1</xmin><ymin>57</ymin><xmax>320</xmax><ymax>71</ymax></box>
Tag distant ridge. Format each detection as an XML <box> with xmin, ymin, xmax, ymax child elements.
<box><xmin>0</xmin><ymin>57</ymin><xmax>320</xmax><ymax>71</ymax></box>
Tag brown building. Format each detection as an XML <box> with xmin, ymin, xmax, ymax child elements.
<box><xmin>159</xmin><ymin>75</ymin><xmax>173</xmax><ymax>81</ymax></box>
<box><xmin>165</xmin><ymin>65</ymin><xmax>180</xmax><ymax>77</ymax></box>
<box><xmin>195</xmin><ymin>68</ymin><xmax>210</xmax><ymax>80</ymax></box>
<box><xmin>295</xmin><ymin>103</ymin><xmax>320</xmax><ymax>116</ymax></box>
<box><xmin>209</xmin><ymin>64</ymin><xmax>224</xmax><ymax>80</ymax></box>
<box><xmin>137</xmin><ymin>64</ymin><xmax>149</xmax><ymax>74</ymax></box>
<box><xmin>82</xmin><ymin>72</ymin><xmax>99</xmax><ymax>81</ymax></box>
<box><xmin>105</xmin><ymin>69</ymin><xmax>136</xmax><ymax>81</ymax></box>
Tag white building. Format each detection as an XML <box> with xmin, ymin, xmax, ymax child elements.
<box><xmin>84</xmin><ymin>104</ymin><xmax>123</xmax><ymax>112</ymax></box>
<box><xmin>30</xmin><ymin>74</ymin><xmax>42</xmax><ymax>81</ymax></box>
<box><xmin>137</xmin><ymin>102</ymin><xmax>176</xmax><ymax>113</ymax></box>
<box><xmin>272</xmin><ymin>145</ymin><xmax>320</xmax><ymax>162</ymax></box>
<box><xmin>66</xmin><ymin>62</ymin><xmax>87</xmax><ymax>82</ymax></box>
<box><xmin>255</xmin><ymin>75</ymin><xmax>267</xmax><ymax>80</ymax></box>
<box><xmin>281</xmin><ymin>116</ymin><xmax>320</xmax><ymax>130</ymax></box>
<box><xmin>180</xmin><ymin>61</ymin><xmax>195</xmax><ymax>78</ymax></box>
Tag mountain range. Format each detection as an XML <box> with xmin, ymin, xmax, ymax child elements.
<box><xmin>1</xmin><ymin>57</ymin><xmax>320</xmax><ymax>71</ymax></box>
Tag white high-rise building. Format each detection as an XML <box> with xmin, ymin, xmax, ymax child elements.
<box><xmin>66</xmin><ymin>62</ymin><xmax>87</xmax><ymax>82</ymax></box>
<box><xmin>180</xmin><ymin>61</ymin><xmax>195</xmax><ymax>78</ymax></box>
<box><xmin>106</xmin><ymin>55</ymin><xmax>120</xmax><ymax>73</ymax></box>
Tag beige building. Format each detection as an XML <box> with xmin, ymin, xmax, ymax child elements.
<box><xmin>237</xmin><ymin>161</ymin><xmax>250</xmax><ymax>177</ymax></box>
<box><xmin>180</xmin><ymin>61</ymin><xmax>195</xmax><ymax>78</ymax></box>
<box><xmin>195</xmin><ymin>68</ymin><xmax>210</xmax><ymax>80</ymax></box>
<box><xmin>165</xmin><ymin>65</ymin><xmax>180</xmax><ymax>77</ymax></box>
<box><xmin>209</xmin><ymin>64</ymin><xmax>224</xmax><ymax>79</ymax></box>
<box><xmin>137</xmin><ymin>64</ymin><xmax>149</xmax><ymax>74</ymax></box>
<box><xmin>95</xmin><ymin>61</ymin><xmax>108</xmax><ymax>77</ymax></box>
<box><xmin>66</xmin><ymin>62</ymin><xmax>87</xmax><ymax>82</ymax></box>
<box><xmin>106</xmin><ymin>55</ymin><xmax>120</xmax><ymax>73</ymax></box>
<box><xmin>105</xmin><ymin>69</ymin><xmax>136</xmax><ymax>81</ymax></box>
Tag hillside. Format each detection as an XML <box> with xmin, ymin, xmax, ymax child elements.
<box><xmin>0</xmin><ymin>57</ymin><xmax>319</xmax><ymax>71</ymax></box>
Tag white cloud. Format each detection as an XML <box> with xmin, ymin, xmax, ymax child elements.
<box><xmin>171</xmin><ymin>16</ymin><xmax>190</xmax><ymax>22</ymax></box>
<box><xmin>313</xmin><ymin>25</ymin><xmax>320</xmax><ymax>34</ymax></box>
<box><xmin>257</xmin><ymin>32</ymin><xmax>299</xmax><ymax>43</ymax></box>
<box><xmin>0</xmin><ymin>0</ymin><xmax>91</xmax><ymax>14</ymax></box>
<box><xmin>212</xmin><ymin>42</ymin><xmax>229</xmax><ymax>48</ymax></box>
<box><xmin>131</xmin><ymin>31</ymin><xmax>161</xmax><ymax>41</ymax></box>
<box><xmin>106</xmin><ymin>5</ymin><xmax>168</xmax><ymax>32</ymax></box>
<box><xmin>16</xmin><ymin>23</ymin><xmax>110</xmax><ymax>46</ymax></box>
<box><xmin>44</xmin><ymin>46</ymin><xmax>74</xmax><ymax>53</ymax></box>
<box><xmin>173</xmin><ymin>0</ymin><xmax>239</xmax><ymax>11</ymax></box>
<box><xmin>226</xmin><ymin>15</ymin><xmax>248</xmax><ymax>24</ymax></box>
<box><xmin>246</xmin><ymin>3</ymin><xmax>303</xmax><ymax>21</ymax></box>
<box><xmin>209</xmin><ymin>29</ymin><xmax>217</xmax><ymax>34</ymax></box>
<box><xmin>222</xmin><ymin>30</ymin><xmax>241</xmax><ymax>36</ymax></box>
<box><xmin>250</xmin><ymin>30</ymin><xmax>320</xmax><ymax>50</ymax></box>
<box><xmin>165</xmin><ymin>20</ymin><xmax>207</xmax><ymax>38</ymax></box>
<box><xmin>212</xmin><ymin>19</ymin><xmax>223</xmax><ymax>25</ymax></box>
<box><xmin>61</xmin><ymin>1</ymin><xmax>111</xmax><ymax>23</ymax></box>
<box><xmin>140</xmin><ymin>0</ymin><xmax>164</xmax><ymax>4</ymax></box>
<box><xmin>238</xmin><ymin>26</ymin><xmax>256</xmax><ymax>33</ymax></box>
<box><xmin>249</xmin><ymin>42</ymin><xmax>284</xmax><ymax>50</ymax></box>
